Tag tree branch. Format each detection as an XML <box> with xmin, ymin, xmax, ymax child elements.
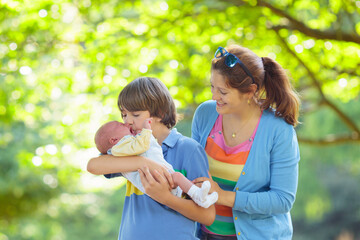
<box><xmin>319</xmin><ymin>94</ymin><xmax>360</xmax><ymax>136</ymax></box>
<box><xmin>257</xmin><ymin>0</ymin><xmax>360</xmax><ymax>44</ymax></box>
<box><xmin>298</xmin><ymin>133</ymin><xmax>360</xmax><ymax>145</ymax></box>
<box><xmin>331</xmin><ymin>65</ymin><xmax>360</xmax><ymax>77</ymax></box>
<box><xmin>275</xmin><ymin>30</ymin><xmax>325</xmax><ymax>98</ymax></box>
<box><xmin>274</xmin><ymin>30</ymin><xmax>360</xmax><ymax>137</ymax></box>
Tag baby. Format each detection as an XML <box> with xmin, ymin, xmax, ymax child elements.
<box><xmin>94</xmin><ymin>119</ymin><xmax>218</xmax><ymax>208</ymax></box>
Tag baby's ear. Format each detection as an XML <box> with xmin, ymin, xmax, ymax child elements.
<box><xmin>109</xmin><ymin>137</ymin><xmax>120</xmax><ymax>145</ymax></box>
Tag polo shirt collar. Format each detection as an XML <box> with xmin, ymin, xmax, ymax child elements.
<box><xmin>162</xmin><ymin>128</ymin><xmax>181</xmax><ymax>149</ymax></box>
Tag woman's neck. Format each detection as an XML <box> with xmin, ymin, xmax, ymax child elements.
<box><xmin>223</xmin><ymin>105</ymin><xmax>261</xmax><ymax>125</ymax></box>
<box><xmin>221</xmin><ymin>105</ymin><xmax>262</xmax><ymax>147</ymax></box>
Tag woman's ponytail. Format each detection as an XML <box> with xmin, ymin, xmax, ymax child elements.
<box><xmin>261</xmin><ymin>57</ymin><xmax>300</xmax><ymax>126</ymax></box>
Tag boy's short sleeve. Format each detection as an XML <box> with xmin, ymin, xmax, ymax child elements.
<box><xmin>185</xmin><ymin>143</ymin><xmax>209</xmax><ymax>180</ymax></box>
<box><xmin>104</xmin><ymin>172</ymin><xmax>122</xmax><ymax>179</ymax></box>
<box><xmin>164</xmin><ymin>130</ymin><xmax>209</xmax><ymax>181</ymax></box>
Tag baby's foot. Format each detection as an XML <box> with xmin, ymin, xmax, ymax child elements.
<box><xmin>187</xmin><ymin>181</ymin><xmax>209</xmax><ymax>202</ymax></box>
<box><xmin>198</xmin><ymin>192</ymin><xmax>218</xmax><ymax>208</ymax></box>
<box><xmin>200</xmin><ymin>180</ymin><xmax>211</xmax><ymax>200</ymax></box>
<box><xmin>171</xmin><ymin>186</ymin><xmax>183</xmax><ymax>198</ymax></box>
<box><xmin>187</xmin><ymin>181</ymin><xmax>218</xmax><ymax>208</ymax></box>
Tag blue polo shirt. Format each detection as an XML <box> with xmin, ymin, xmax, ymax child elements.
<box><xmin>110</xmin><ymin>129</ymin><xmax>209</xmax><ymax>240</ymax></box>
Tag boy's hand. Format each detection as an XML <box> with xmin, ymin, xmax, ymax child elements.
<box><xmin>141</xmin><ymin>157</ymin><xmax>174</xmax><ymax>189</ymax></box>
<box><xmin>138</xmin><ymin>166</ymin><xmax>174</xmax><ymax>205</ymax></box>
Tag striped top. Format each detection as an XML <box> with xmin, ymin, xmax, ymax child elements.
<box><xmin>203</xmin><ymin>114</ymin><xmax>261</xmax><ymax>236</ymax></box>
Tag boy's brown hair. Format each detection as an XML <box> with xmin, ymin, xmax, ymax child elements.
<box><xmin>118</xmin><ymin>77</ymin><xmax>177</xmax><ymax>129</ymax></box>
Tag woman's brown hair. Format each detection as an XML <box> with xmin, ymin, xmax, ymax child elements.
<box><xmin>212</xmin><ymin>45</ymin><xmax>300</xmax><ymax>126</ymax></box>
<box><xmin>118</xmin><ymin>77</ymin><xmax>177</xmax><ymax>129</ymax></box>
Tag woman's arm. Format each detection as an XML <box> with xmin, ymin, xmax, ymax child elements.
<box><xmin>139</xmin><ymin>167</ymin><xmax>216</xmax><ymax>226</ymax></box>
<box><xmin>233</xmin><ymin>125</ymin><xmax>300</xmax><ymax>215</ymax></box>
<box><xmin>87</xmin><ymin>155</ymin><xmax>174</xmax><ymax>187</ymax></box>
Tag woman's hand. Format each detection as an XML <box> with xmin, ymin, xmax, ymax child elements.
<box><xmin>193</xmin><ymin>172</ymin><xmax>222</xmax><ymax>195</ymax></box>
<box><xmin>194</xmin><ymin>172</ymin><xmax>236</xmax><ymax>207</ymax></box>
<box><xmin>138</xmin><ymin>166</ymin><xmax>173</xmax><ymax>205</ymax></box>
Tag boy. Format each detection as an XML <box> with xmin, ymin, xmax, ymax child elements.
<box><xmin>87</xmin><ymin>77</ymin><xmax>216</xmax><ymax>239</ymax></box>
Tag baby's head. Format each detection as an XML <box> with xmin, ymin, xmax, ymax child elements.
<box><xmin>95</xmin><ymin>121</ymin><xmax>132</xmax><ymax>154</ymax></box>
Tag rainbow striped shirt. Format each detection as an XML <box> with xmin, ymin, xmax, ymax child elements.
<box><xmin>203</xmin><ymin>114</ymin><xmax>260</xmax><ymax>236</ymax></box>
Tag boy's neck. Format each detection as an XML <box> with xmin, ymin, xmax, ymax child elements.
<box><xmin>152</xmin><ymin>124</ymin><xmax>171</xmax><ymax>145</ymax></box>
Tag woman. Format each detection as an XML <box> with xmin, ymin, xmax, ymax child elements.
<box><xmin>192</xmin><ymin>45</ymin><xmax>300</xmax><ymax>240</ymax></box>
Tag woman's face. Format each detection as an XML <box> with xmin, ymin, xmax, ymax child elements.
<box><xmin>210</xmin><ymin>70</ymin><xmax>247</xmax><ymax>115</ymax></box>
<box><xmin>121</xmin><ymin>108</ymin><xmax>151</xmax><ymax>132</ymax></box>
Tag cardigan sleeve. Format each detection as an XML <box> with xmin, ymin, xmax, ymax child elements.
<box><xmin>233</xmin><ymin>124</ymin><xmax>300</xmax><ymax>215</ymax></box>
<box><xmin>191</xmin><ymin>100</ymin><xmax>218</xmax><ymax>147</ymax></box>
<box><xmin>191</xmin><ymin>104</ymin><xmax>202</xmax><ymax>143</ymax></box>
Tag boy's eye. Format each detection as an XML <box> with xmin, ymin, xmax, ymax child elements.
<box><xmin>131</xmin><ymin>112</ymin><xmax>141</xmax><ymax>117</ymax></box>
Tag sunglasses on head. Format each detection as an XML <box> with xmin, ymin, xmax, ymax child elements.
<box><xmin>214</xmin><ymin>47</ymin><xmax>255</xmax><ymax>84</ymax></box>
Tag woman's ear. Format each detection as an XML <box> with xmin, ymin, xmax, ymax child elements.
<box><xmin>247</xmin><ymin>84</ymin><xmax>258</xmax><ymax>99</ymax></box>
<box><xmin>250</xmin><ymin>83</ymin><xmax>258</xmax><ymax>94</ymax></box>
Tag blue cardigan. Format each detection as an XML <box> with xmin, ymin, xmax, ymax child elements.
<box><xmin>191</xmin><ymin>100</ymin><xmax>300</xmax><ymax>240</ymax></box>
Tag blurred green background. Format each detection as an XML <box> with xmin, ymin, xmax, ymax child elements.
<box><xmin>1</xmin><ymin>0</ymin><xmax>360</xmax><ymax>239</ymax></box>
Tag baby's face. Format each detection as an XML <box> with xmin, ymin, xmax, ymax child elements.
<box><xmin>111</xmin><ymin>121</ymin><xmax>133</xmax><ymax>138</ymax></box>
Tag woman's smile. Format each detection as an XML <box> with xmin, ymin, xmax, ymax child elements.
<box><xmin>216</xmin><ymin>101</ymin><xmax>226</xmax><ymax>108</ymax></box>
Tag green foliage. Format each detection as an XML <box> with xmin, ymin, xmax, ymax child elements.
<box><xmin>1</xmin><ymin>183</ymin><xmax>126</xmax><ymax>240</ymax></box>
<box><xmin>292</xmin><ymin>99</ymin><xmax>360</xmax><ymax>239</ymax></box>
<box><xmin>1</xmin><ymin>0</ymin><xmax>359</xmax><ymax>239</ymax></box>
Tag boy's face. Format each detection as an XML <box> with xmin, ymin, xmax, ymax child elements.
<box><xmin>121</xmin><ymin>108</ymin><xmax>151</xmax><ymax>132</ymax></box>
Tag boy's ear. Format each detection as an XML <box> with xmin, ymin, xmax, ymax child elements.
<box><xmin>152</xmin><ymin>117</ymin><xmax>162</xmax><ymax>123</ymax></box>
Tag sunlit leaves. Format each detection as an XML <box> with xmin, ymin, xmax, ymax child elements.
<box><xmin>0</xmin><ymin>0</ymin><xmax>360</xmax><ymax>239</ymax></box>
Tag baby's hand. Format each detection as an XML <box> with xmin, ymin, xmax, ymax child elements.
<box><xmin>143</xmin><ymin>118</ymin><xmax>152</xmax><ymax>130</ymax></box>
